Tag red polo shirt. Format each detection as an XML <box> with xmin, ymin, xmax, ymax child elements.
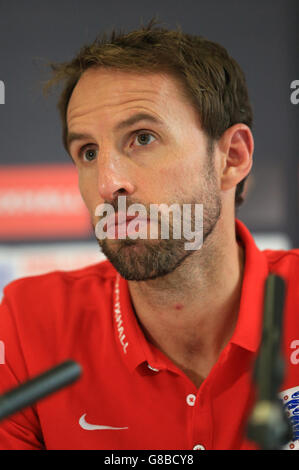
<box><xmin>0</xmin><ymin>219</ymin><xmax>298</xmax><ymax>450</ymax></box>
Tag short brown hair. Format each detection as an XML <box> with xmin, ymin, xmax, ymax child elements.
<box><xmin>43</xmin><ymin>17</ymin><xmax>253</xmax><ymax>207</ymax></box>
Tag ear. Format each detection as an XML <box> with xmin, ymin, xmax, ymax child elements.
<box><xmin>218</xmin><ymin>124</ymin><xmax>254</xmax><ymax>192</ymax></box>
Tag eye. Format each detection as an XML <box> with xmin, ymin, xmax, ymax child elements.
<box><xmin>79</xmin><ymin>145</ymin><xmax>98</xmax><ymax>162</ymax></box>
<box><xmin>134</xmin><ymin>132</ymin><xmax>156</xmax><ymax>147</ymax></box>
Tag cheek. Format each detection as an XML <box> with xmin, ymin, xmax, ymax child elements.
<box><xmin>77</xmin><ymin>172</ymin><xmax>99</xmax><ymax>217</ymax></box>
<box><xmin>77</xmin><ymin>174</ymin><xmax>89</xmax><ymax>206</ymax></box>
<box><xmin>157</xmin><ymin>159</ymin><xmax>201</xmax><ymax>198</ymax></box>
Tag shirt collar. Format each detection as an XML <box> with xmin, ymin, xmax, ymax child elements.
<box><xmin>114</xmin><ymin>271</ymin><xmax>161</xmax><ymax>372</ymax></box>
<box><xmin>113</xmin><ymin>218</ymin><xmax>269</xmax><ymax>371</ymax></box>
<box><xmin>230</xmin><ymin>218</ymin><xmax>269</xmax><ymax>352</ymax></box>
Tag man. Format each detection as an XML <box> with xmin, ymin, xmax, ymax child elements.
<box><xmin>0</xmin><ymin>19</ymin><xmax>298</xmax><ymax>450</ymax></box>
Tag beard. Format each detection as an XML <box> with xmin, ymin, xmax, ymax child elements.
<box><xmin>95</xmin><ymin>154</ymin><xmax>222</xmax><ymax>281</ymax></box>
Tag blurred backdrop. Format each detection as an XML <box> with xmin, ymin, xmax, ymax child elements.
<box><xmin>0</xmin><ymin>0</ymin><xmax>298</xmax><ymax>298</ymax></box>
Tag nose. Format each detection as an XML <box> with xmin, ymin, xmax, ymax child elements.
<box><xmin>97</xmin><ymin>151</ymin><xmax>136</xmax><ymax>202</ymax></box>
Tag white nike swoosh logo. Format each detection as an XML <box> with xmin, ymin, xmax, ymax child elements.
<box><xmin>79</xmin><ymin>413</ymin><xmax>129</xmax><ymax>431</ymax></box>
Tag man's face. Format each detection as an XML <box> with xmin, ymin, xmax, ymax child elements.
<box><xmin>67</xmin><ymin>67</ymin><xmax>222</xmax><ymax>280</ymax></box>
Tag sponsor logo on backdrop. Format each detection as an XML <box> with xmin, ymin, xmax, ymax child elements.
<box><xmin>0</xmin><ymin>243</ymin><xmax>105</xmax><ymax>301</ymax></box>
<box><xmin>0</xmin><ymin>165</ymin><xmax>91</xmax><ymax>239</ymax></box>
<box><xmin>0</xmin><ymin>262</ymin><xmax>14</xmax><ymax>291</ymax></box>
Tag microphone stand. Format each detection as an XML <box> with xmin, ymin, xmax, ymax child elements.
<box><xmin>247</xmin><ymin>274</ymin><xmax>293</xmax><ymax>449</ymax></box>
<box><xmin>0</xmin><ymin>360</ymin><xmax>82</xmax><ymax>422</ymax></box>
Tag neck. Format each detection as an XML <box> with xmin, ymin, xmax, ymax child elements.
<box><xmin>127</xmin><ymin>217</ymin><xmax>245</xmax><ymax>387</ymax></box>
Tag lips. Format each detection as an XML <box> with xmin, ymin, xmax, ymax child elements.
<box><xmin>104</xmin><ymin>212</ymin><xmax>149</xmax><ymax>237</ymax></box>
<box><xmin>105</xmin><ymin>213</ymin><xmax>133</xmax><ymax>231</ymax></box>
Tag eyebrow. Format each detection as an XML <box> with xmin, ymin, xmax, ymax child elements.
<box><xmin>66</xmin><ymin>112</ymin><xmax>165</xmax><ymax>153</ymax></box>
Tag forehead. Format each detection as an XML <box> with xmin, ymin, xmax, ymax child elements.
<box><xmin>66</xmin><ymin>67</ymin><xmax>193</xmax><ymax>124</ymax></box>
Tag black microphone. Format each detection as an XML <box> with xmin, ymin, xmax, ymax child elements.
<box><xmin>247</xmin><ymin>274</ymin><xmax>293</xmax><ymax>449</ymax></box>
<box><xmin>0</xmin><ymin>360</ymin><xmax>82</xmax><ymax>422</ymax></box>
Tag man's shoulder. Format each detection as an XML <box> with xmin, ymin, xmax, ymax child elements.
<box><xmin>262</xmin><ymin>248</ymin><xmax>299</xmax><ymax>294</ymax></box>
<box><xmin>2</xmin><ymin>258</ymin><xmax>117</xmax><ymax>300</ymax></box>
<box><xmin>263</xmin><ymin>247</ymin><xmax>299</xmax><ymax>273</ymax></box>
<box><xmin>0</xmin><ymin>259</ymin><xmax>119</xmax><ymax>391</ymax></box>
